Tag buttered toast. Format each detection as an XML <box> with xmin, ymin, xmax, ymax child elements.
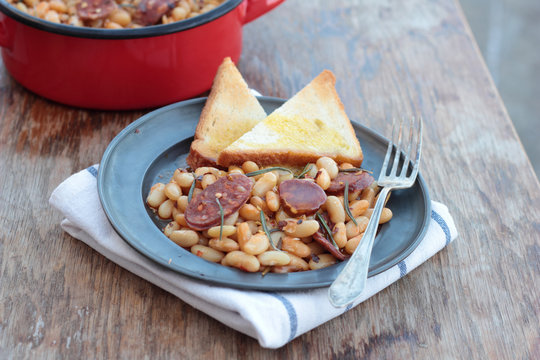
<box><xmin>217</xmin><ymin>70</ymin><xmax>363</xmax><ymax>167</ymax></box>
<box><xmin>186</xmin><ymin>58</ymin><xmax>267</xmax><ymax>169</ymax></box>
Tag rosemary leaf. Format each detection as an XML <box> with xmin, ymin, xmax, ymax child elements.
<box><xmin>215</xmin><ymin>198</ymin><xmax>224</xmax><ymax>242</ymax></box>
<box><xmin>245</xmin><ymin>167</ymin><xmax>293</xmax><ymax>177</ymax></box>
<box><xmin>339</xmin><ymin>167</ymin><xmax>373</xmax><ymax>174</ymax></box>
<box><xmin>316</xmin><ymin>213</ymin><xmax>339</xmax><ymax>249</ymax></box>
<box><xmin>187</xmin><ymin>173</ymin><xmax>197</xmax><ymax>202</ymax></box>
<box><xmin>295</xmin><ymin>164</ymin><xmax>313</xmax><ymax>178</ymax></box>
<box><xmin>260</xmin><ymin>210</ymin><xmax>281</xmax><ymax>251</ymax></box>
<box><xmin>344</xmin><ymin>181</ymin><xmax>358</xmax><ymax>226</ymax></box>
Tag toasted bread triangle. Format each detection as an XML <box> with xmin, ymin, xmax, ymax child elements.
<box><xmin>186</xmin><ymin>58</ymin><xmax>267</xmax><ymax>168</ymax></box>
<box><xmin>217</xmin><ymin>70</ymin><xmax>363</xmax><ymax>167</ymax></box>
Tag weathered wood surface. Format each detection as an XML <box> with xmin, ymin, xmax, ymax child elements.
<box><xmin>0</xmin><ymin>0</ymin><xmax>539</xmax><ymax>358</ymax></box>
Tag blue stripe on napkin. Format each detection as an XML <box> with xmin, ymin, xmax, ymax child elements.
<box><xmin>398</xmin><ymin>261</ymin><xmax>407</xmax><ymax>278</ymax></box>
<box><xmin>431</xmin><ymin>210</ymin><xmax>451</xmax><ymax>245</ymax></box>
<box><xmin>86</xmin><ymin>166</ymin><xmax>98</xmax><ymax>178</ymax></box>
<box><xmin>268</xmin><ymin>292</ymin><xmax>298</xmax><ymax>342</ymax></box>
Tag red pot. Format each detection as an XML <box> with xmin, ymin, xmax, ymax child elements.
<box><xmin>0</xmin><ymin>0</ymin><xmax>284</xmax><ymax>110</ymax></box>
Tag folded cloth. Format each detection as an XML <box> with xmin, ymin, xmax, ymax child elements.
<box><xmin>49</xmin><ymin>165</ymin><xmax>458</xmax><ymax>349</ymax></box>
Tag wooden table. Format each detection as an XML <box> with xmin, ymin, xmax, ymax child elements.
<box><xmin>1</xmin><ymin>0</ymin><xmax>538</xmax><ymax>358</ymax></box>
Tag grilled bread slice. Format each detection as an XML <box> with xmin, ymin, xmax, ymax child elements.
<box><xmin>217</xmin><ymin>70</ymin><xmax>363</xmax><ymax>167</ymax></box>
<box><xmin>186</xmin><ymin>57</ymin><xmax>267</xmax><ymax>169</ymax></box>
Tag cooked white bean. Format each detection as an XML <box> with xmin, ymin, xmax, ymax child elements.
<box><xmin>169</xmin><ymin>229</ymin><xmax>199</xmax><ymax>247</ymax></box>
<box><xmin>239</xmin><ymin>204</ymin><xmax>260</xmax><ymax>221</ymax></box>
<box><xmin>147</xmin><ymin>183</ymin><xmax>167</xmax><ymax>208</ymax></box>
<box><xmin>158</xmin><ymin>199</ymin><xmax>175</xmax><ymax>219</ymax></box>
<box><xmin>208</xmin><ymin>237</ymin><xmax>239</xmax><ymax>252</ymax></box>
<box><xmin>164</xmin><ymin>182</ymin><xmax>182</xmax><ymax>200</ymax></box>
<box><xmin>339</xmin><ymin>162</ymin><xmax>354</xmax><ymax>170</ymax></box>
<box><xmin>177</xmin><ymin>195</ymin><xmax>189</xmax><ymax>212</ymax></box>
<box><xmin>345</xmin><ymin>216</ymin><xmax>369</xmax><ymax>239</ymax></box>
<box><xmin>163</xmin><ymin>221</ymin><xmax>180</xmax><ymax>237</ymax></box>
<box><xmin>252</xmin><ymin>172</ymin><xmax>277</xmax><ymax>198</ymax></box>
<box><xmin>201</xmin><ymin>173</ymin><xmax>217</xmax><ymax>189</ymax></box>
<box><xmin>207</xmin><ymin>225</ymin><xmax>236</xmax><ymax>238</ymax></box>
<box><xmin>309</xmin><ymin>254</ymin><xmax>337</xmax><ymax>270</ymax></box>
<box><xmin>326</xmin><ymin>196</ymin><xmax>345</xmax><ymax>224</ymax></box>
<box><xmin>347</xmin><ymin>199</ymin><xmax>369</xmax><ymax>220</ymax></box>
<box><xmin>272</xmin><ymin>253</ymin><xmax>309</xmax><ymax>272</ymax></box>
<box><xmin>195</xmin><ymin>166</ymin><xmax>220</xmax><ymax>177</ymax></box>
<box><xmin>224</xmin><ymin>211</ymin><xmax>239</xmax><ymax>226</ymax></box>
<box><xmin>174</xmin><ymin>171</ymin><xmax>194</xmax><ymax>188</ymax></box>
<box><xmin>174</xmin><ymin>213</ymin><xmax>188</xmax><ymax>227</ymax></box>
<box><xmin>191</xmin><ymin>245</ymin><xmax>224</xmax><ymax>263</ymax></box>
<box><xmin>379</xmin><ymin>208</ymin><xmax>393</xmax><ymax>224</ymax></box>
<box><xmin>360</xmin><ymin>187</ymin><xmax>375</xmax><ymax>208</ymax></box>
<box><xmin>305</xmin><ymin>163</ymin><xmax>318</xmax><ymax>178</ymax></box>
<box><xmin>282</xmin><ymin>219</ymin><xmax>320</xmax><ymax>238</ymax></box>
<box><xmin>281</xmin><ymin>236</ymin><xmax>311</xmax><ymax>258</ymax></box>
<box><xmin>241</xmin><ymin>233</ymin><xmax>269</xmax><ymax>255</ymax></box>
<box><xmin>316</xmin><ymin>157</ymin><xmax>338</xmax><ymax>179</ymax></box>
<box><xmin>345</xmin><ymin>234</ymin><xmax>363</xmax><ymax>254</ymax></box>
<box><xmin>265</xmin><ymin>191</ymin><xmax>280</xmax><ymax>212</ymax></box>
<box><xmin>228</xmin><ymin>165</ymin><xmax>244</xmax><ymax>174</ymax></box>
<box><xmin>242</xmin><ymin>161</ymin><xmax>259</xmax><ymax>173</ymax></box>
<box><xmin>236</xmin><ymin>222</ymin><xmax>252</xmax><ymax>248</ymax></box>
<box><xmin>250</xmin><ymin>196</ymin><xmax>270</xmax><ymax>214</ymax></box>
<box><xmin>223</xmin><ymin>251</ymin><xmax>260</xmax><ymax>272</ymax></box>
<box><xmin>257</xmin><ymin>251</ymin><xmax>290</xmax><ymax>266</ymax></box>
<box><xmin>315</xmin><ymin>168</ymin><xmax>331</xmax><ymax>190</ymax></box>
<box><xmin>333</xmin><ymin>222</ymin><xmax>347</xmax><ymax>248</ymax></box>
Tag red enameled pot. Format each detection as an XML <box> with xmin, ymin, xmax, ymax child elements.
<box><xmin>0</xmin><ymin>0</ymin><xmax>284</xmax><ymax>109</ymax></box>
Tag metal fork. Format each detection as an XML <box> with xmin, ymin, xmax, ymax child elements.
<box><xmin>328</xmin><ymin>116</ymin><xmax>423</xmax><ymax>307</ymax></box>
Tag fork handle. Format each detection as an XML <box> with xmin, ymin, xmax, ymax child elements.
<box><xmin>328</xmin><ymin>186</ymin><xmax>391</xmax><ymax>307</ymax></box>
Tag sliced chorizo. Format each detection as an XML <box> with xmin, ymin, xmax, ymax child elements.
<box><xmin>278</xmin><ymin>179</ymin><xmax>327</xmax><ymax>216</ymax></box>
<box><xmin>76</xmin><ymin>0</ymin><xmax>117</xmax><ymax>20</ymax></box>
<box><xmin>134</xmin><ymin>0</ymin><xmax>176</xmax><ymax>26</ymax></box>
<box><xmin>185</xmin><ymin>174</ymin><xmax>253</xmax><ymax>231</ymax></box>
<box><xmin>326</xmin><ymin>171</ymin><xmax>374</xmax><ymax>196</ymax></box>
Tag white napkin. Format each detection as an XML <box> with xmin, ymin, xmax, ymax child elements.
<box><xmin>49</xmin><ymin>165</ymin><xmax>458</xmax><ymax>348</ymax></box>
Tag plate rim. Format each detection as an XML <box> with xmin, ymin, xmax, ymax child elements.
<box><xmin>97</xmin><ymin>96</ymin><xmax>431</xmax><ymax>290</ymax></box>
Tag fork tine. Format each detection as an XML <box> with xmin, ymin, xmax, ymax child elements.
<box><xmin>389</xmin><ymin>117</ymin><xmax>403</xmax><ymax>177</ymax></box>
<box><xmin>399</xmin><ymin>117</ymin><xmax>414</xmax><ymax>178</ymax></box>
<box><xmin>381</xmin><ymin>118</ymin><xmax>396</xmax><ymax>178</ymax></box>
<box><xmin>409</xmin><ymin>117</ymin><xmax>423</xmax><ymax>181</ymax></box>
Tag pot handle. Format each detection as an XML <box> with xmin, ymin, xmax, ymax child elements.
<box><xmin>242</xmin><ymin>0</ymin><xmax>285</xmax><ymax>24</ymax></box>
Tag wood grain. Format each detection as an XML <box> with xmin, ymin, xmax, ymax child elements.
<box><xmin>0</xmin><ymin>0</ymin><xmax>539</xmax><ymax>358</ymax></box>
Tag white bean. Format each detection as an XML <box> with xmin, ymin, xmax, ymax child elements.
<box><xmin>316</xmin><ymin>157</ymin><xmax>339</xmax><ymax>179</ymax></box>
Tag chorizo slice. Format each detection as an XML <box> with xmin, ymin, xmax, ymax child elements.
<box><xmin>134</xmin><ymin>0</ymin><xmax>176</xmax><ymax>26</ymax></box>
<box><xmin>326</xmin><ymin>171</ymin><xmax>374</xmax><ymax>196</ymax></box>
<box><xmin>76</xmin><ymin>0</ymin><xmax>117</xmax><ymax>20</ymax></box>
<box><xmin>185</xmin><ymin>174</ymin><xmax>253</xmax><ymax>231</ymax></box>
<box><xmin>278</xmin><ymin>179</ymin><xmax>327</xmax><ymax>216</ymax></box>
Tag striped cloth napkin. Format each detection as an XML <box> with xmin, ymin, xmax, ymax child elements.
<box><xmin>49</xmin><ymin>165</ymin><xmax>458</xmax><ymax>349</ymax></box>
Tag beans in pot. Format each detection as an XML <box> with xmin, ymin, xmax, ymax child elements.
<box><xmin>7</xmin><ymin>0</ymin><xmax>226</xmax><ymax>28</ymax></box>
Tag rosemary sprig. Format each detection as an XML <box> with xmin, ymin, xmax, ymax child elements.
<box><xmin>245</xmin><ymin>167</ymin><xmax>293</xmax><ymax>177</ymax></box>
<box><xmin>295</xmin><ymin>164</ymin><xmax>313</xmax><ymax>178</ymax></box>
<box><xmin>344</xmin><ymin>181</ymin><xmax>358</xmax><ymax>226</ymax></box>
<box><xmin>316</xmin><ymin>213</ymin><xmax>339</xmax><ymax>249</ymax></box>
<box><xmin>187</xmin><ymin>173</ymin><xmax>197</xmax><ymax>202</ymax></box>
<box><xmin>339</xmin><ymin>167</ymin><xmax>373</xmax><ymax>174</ymax></box>
<box><xmin>260</xmin><ymin>210</ymin><xmax>281</xmax><ymax>251</ymax></box>
<box><xmin>215</xmin><ymin>198</ymin><xmax>224</xmax><ymax>242</ymax></box>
